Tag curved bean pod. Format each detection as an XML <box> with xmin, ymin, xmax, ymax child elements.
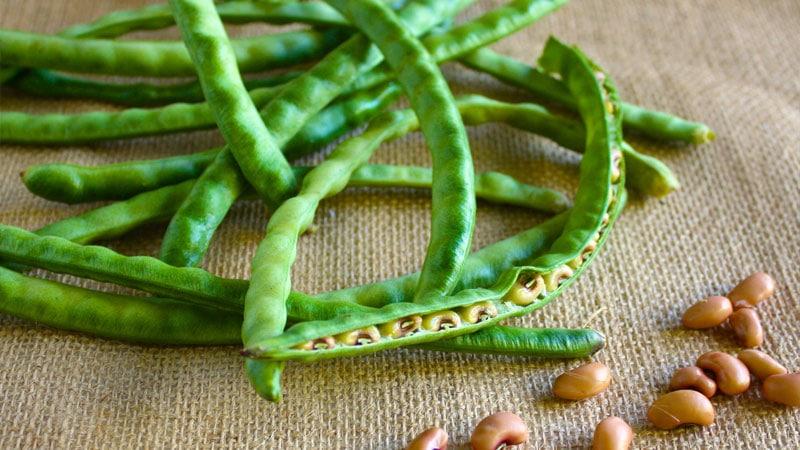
<box><xmin>11</xmin><ymin>68</ymin><xmax>301</xmax><ymax>107</ymax></box>
<box><xmin>419</xmin><ymin>326</ymin><xmax>604</xmax><ymax>358</ymax></box>
<box><xmin>243</xmin><ymin>109</ymin><xmax>420</xmax><ymax>399</ymax></box>
<box><xmin>171</xmin><ymin>0</ymin><xmax>297</xmax><ymax>209</ymax></box>
<box><xmin>22</xmin><ymin>149</ymin><xmax>218</xmax><ymax>204</ymax></box>
<box><xmin>243</xmin><ymin>36</ymin><xmax>626</xmax><ymax>362</ymax></box>
<box><xmin>0</xmin><ymin>266</ymin><xmax>242</xmax><ymax>346</ymax></box>
<box><xmin>159</xmin><ymin>150</ymin><xmax>247</xmax><ymax>267</ymax></box>
<box><xmin>460</xmin><ymin>47</ymin><xmax>715</xmax><ymax>144</ymax></box>
<box><xmin>326</xmin><ymin>0</ymin><xmax>476</xmax><ymax>304</ymax></box>
<box><xmin>162</xmin><ymin>1</ymin><xmax>468</xmax><ymax>272</ymax></box>
<box><xmin>0</xmin><ymin>27</ymin><xmax>349</xmax><ymax>77</ymax></box>
<box><xmin>0</xmin><ymin>209</ymin><xmax>567</xmax><ymax>322</ymax></box>
<box><xmin>0</xmin><ymin>267</ymin><xmax>602</xmax><ymax>358</ymax></box>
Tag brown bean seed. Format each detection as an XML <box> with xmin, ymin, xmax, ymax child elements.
<box><xmin>647</xmin><ymin>390</ymin><xmax>715</xmax><ymax>429</ymax></box>
<box><xmin>732</xmin><ymin>300</ymin><xmax>752</xmax><ymax>310</ymax></box>
<box><xmin>762</xmin><ymin>373</ymin><xmax>800</xmax><ymax>407</ymax></box>
<box><xmin>681</xmin><ymin>296</ymin><xmax>733</xmax><ymax>329</ymax></box>
<box><xmin>728</xmin><ymin>271</ymin><xmax>775</xmax><ymax>306</ymax></box>
<box><xmin>552</xmin><ymin>362</ymin><xmax>612</xmax><ymax>400</ymax></box>
<box><xmin>737</xmin><ymin>349</ymin><xmax>787</xmax><ymax>380</ymax></box>
<box><xmin>470</xmin><ymin>411</ymin><xmax>529</xmax><ymax>450</ymax></box>
<box><xmin>406</xmin><ymin>427</ymin><xmax>448</xmax><ymax>450</ymax></box>
<box><xmin>668</xmin><ymin>366</ymin><xmax>717</xmax><ymax>398</ymax></box>
<box><xmin>592</xmin><ymin>416</ymin><xmax>633</xmax><ymax>450</ymax></box>
<box><xmin>730</xmin><ymin>308</ymin><xmax>764</xmax><ymax>348</ymax></box>
<box><xmin>696</xmin><ymin>351</ymin><xmax>751</xmax><ymax>395</ymax></box>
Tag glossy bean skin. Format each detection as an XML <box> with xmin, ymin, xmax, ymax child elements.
<box><xmin>244</xmin><ymin>38</ymin><xmax>627</xmax><ymax>361</ymax></box>
<box><xmin>460</xmin><ymin>47</ymin><xmax>715</xmax><ymax>145</ymax></box>
<box><xmin>668</xmin><ymin>366</ymin><xmax>717</xmax><ymax>398</ymax></box>
<box><xmin>737</xmin><ymin>350</ymin><xmax>787</xmax><ymax>380</ymax></box>
<box><xmin>470</xmin><ymin>412</ymin><xmax>529</xmax><ymax>450</ymax></box>
<box><xmin>730</xmin><ymin>307</ymin><xmax>764</xmax><ymax>348</ymax></box>
<box><xmin>728</xmin><ymin>272</ymin><xmax>776</xmax><ymax>306</ymax></box>
<box><xmin>0</xmin><ymin>27</ymin><xmax>349</xmax><ymax>78</ymax></box>
<box><xmin>325</xmin><ymin>0</ymin><xmax>477</xmax><ymax>305</ymax></box>
<box><xmin>681</xmin><ymin>296</ymin><xmax>733</xmax><ymax>329</ymax></box>
<box><xmin>552</xmin><ymin>362</ymin><xmax>612</xmax><ymax>400</ymax></box>
<box><xmin>591</xmin><ymin>417</ymin><xmax>633</xmax><ymax>450</ymax></box>
<box><xmin>762</xmin><ymin>373</ymin><xmax>800</xmax><ymax>407</ymax></box>
<box><xmin>406</xmin><ymin>427</ymin><xmax>448</xmax><ymax>450</ymax></box>
<box><xmin>647</xmin><ymin>390</ymin><xmax>715</xmax><ymax>430</ymax></box>
<box><xmin>696</xmin><ymin>351</ymin><xmax>751</xmax><ymax>395</ymax></box>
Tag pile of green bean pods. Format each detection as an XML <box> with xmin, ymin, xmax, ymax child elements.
<box><xmin>0</xmin><ymin>0</ymin><xmax>713</xmax><ymax>402</ymax></box>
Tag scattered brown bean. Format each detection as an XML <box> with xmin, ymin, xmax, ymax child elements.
<box><xmin>552</xmin><ymin>362</ymin><xmax>612</xmax><ymax>400</ymax></box>
<box><xmin>727</xmin><ymin>271</ymin><xmax>775</xmax><ymax>306</ymax></box>
<box><xmin>762</xmin><ymin>373</ymin><xmax>800</xmax><ymax>407</ymax></box>
<box><xmin>730</xmin><ymin>307</ymin><xmax>764</xmax><ymax>348</ymax></box>
<box><xmin>681</xmin><ymin>296</ymin><xmax>733</xmax><ymax>329</ymax></box>
<box><xmin>647</xmin><ymin>390</ymin><xmax>715</xmax><ymax>430</ymax></box>
<box><xmin>737</xmin><ymin>349</ymin><xmax>787</xmax><ymax>380</ymax></box>
<box><xmin>668</xmin><ymin>366</ymin><xmax>717</xmax><ymax>398</ymax></box>
<box><xmin>591</xmin><ymin>416</ymin><xmax>633</xmax><ymax>450</ymax></box>
<box><xmin>406</xmin><ymin>427</ymin><xmax>448</xmax><ymax>450</ymax></box>
<box><xmin>470</xmin><ymin>412</ymin><xmax>529</xmax><ymax>450</ymax></box>
<box><xmin>696</xmin><ymin>351</ymin><xmax>751</xmax><ymax>395</ymax></box>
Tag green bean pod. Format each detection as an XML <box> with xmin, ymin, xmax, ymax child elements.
<box><xmin>163</xmin><ymin>1</ymin><xmax>471</xmax><ymax>275</ymax></box>
<box><xmin>0</xmin><ymin>266</ymin><xmax>242</xmax><ymax>346</ymax></box>
<box><xmin>0</xmin><ymin>208</ymin><xmax>568</xmax><ymax>323</ymax></box>
<box><xmin>345</xmin><ymin>0</ymin><xmax>568</xmax><ymax>94</ymax></box>
<box><xmin>242</xmin><ymin>36</ymin><xmax>626</xmax><ymax>362</ymax></box>
<box><xmin>11</xmin><ymin>69</ymin><xmax>301</xmax><ymax>107</ymax></box>
<box><xmin>419</xmin><ymin>326</ymin><xmax>605</xmax><ymax>358</ymax></box>
<box><xmin>22</xmin><ymin>150</ymin><xmax>218</xmax><ymax>204</ymax></box>
<box><xmin>243</xmin><ymin>109</ymin><xmax>420</xmax><ymax>400</ymax></box>
<box><xmin>0</xmin><ymin>266</ymin><xmax>602</xmax><ymax>357</ymax></box>
<box><xmin>171</xmin><ymin>0</ymin><xmax>298</xmax><ymax>208</ymax></box>
<box><xmin>460</xmin><ymin>47</ymin><xmax>715</xmax><ymax>144</ymax></box>
<box><xmin>326</xmin><ymin>0</ymin><xmax>476</xmax><ymax>304</ymax></box>
<box><xmin>159</xmin><ymin>151</ymin><xmax>248</xmax><ymax>267</ymax></box>
<box><xmin>0</xmin><ymin>27</ymin><xmax>349</xmax><ymax>77</ymax></box>
<box><xmin>35</xmin><ymin>180</ymin><xmax>195</xmax><ymax>245</ymax></box>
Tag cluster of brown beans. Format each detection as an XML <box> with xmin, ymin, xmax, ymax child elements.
<box><xmin>647</xmin><ymin>272</ymin><xmax>799</xmax><ymax>430</ymax></box>
<box><xmin>405</xmin><ymin>411</ymin><xmax>529</xmax><ymax>450</ymax></box>
<box><xmin>681</xmin><ymin>272</ymin><xmax>775</xmax><ymax>347</ymax></box>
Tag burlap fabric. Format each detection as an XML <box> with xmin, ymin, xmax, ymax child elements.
<box><xmin>1</xmin><ymin>0</ymin><xmax>798</xmax><ymax>448</ymax></box>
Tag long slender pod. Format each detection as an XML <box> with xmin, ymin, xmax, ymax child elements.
<box><xmin>243</xmin><ymin>110</ymin><xmax>420</xmax><ymax>400</ymax></box>
<box><xmin>161</xmin><ymin>1</ymin><xmax>470</xmax><ymax>270</ymax></box>
<box><xmin>0</xmin><ymin>266</ymin><xmax>243</xmax><ymax>345</ymax></box>
<box><xmin>460</xmin><ymin>47</ymin><xmax>715</xmax><ymax>144</ymax></box>
<box><xmin>325</xmin><ymin>0</ymin><xmax>476</xmax><ymax>304</ymax></box>
<box><xmin>0</xmin><ymin>209</ymin><xmax>566</xmax><ymax>323</ymax></box>
<box><xmin>170</xmin><ymin>0</ymin><xmax>297</xmax><ymax>209</ymax></box>
<box><xmin>0</xmin><ymin>266</ymin><xmax>603</xmax><ymax>357</ymax></box>
<box><xmin>0</xmin><ymin>27</ymin><xmax>349</xmax><ymax>77</ymax></box>
<box><xmin>11</xmin><ymin>69</ymin><xmax>302</xmax><ymax>107</ymax></box>
<box><xmin>243</xmin><ymin>36</ymin><xmax>626</xmax><ymax>363</ymax></box>
<box><xmin>237</xmin><ymin>0</ymin><xmax>475</xmax><ymax>397</ymax></box>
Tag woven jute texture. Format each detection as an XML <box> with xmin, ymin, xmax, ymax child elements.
<box><xmin>1</xmin><ymin>0</ymin><xmax>799</xmax><ymax>448</ymax></box>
